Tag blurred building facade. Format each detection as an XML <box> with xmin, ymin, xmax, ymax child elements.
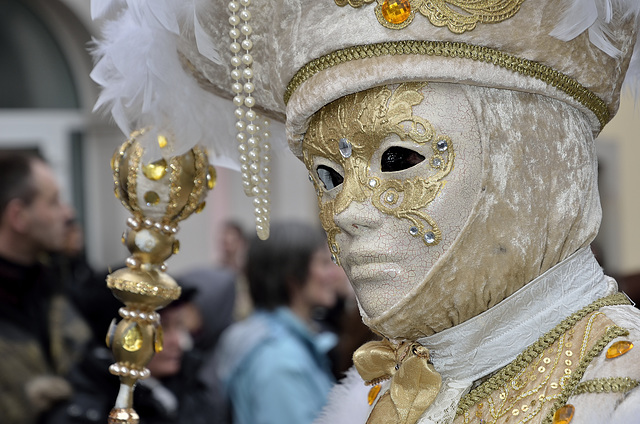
<box><xmin>0</xmin><ymin>0</ymin><xmax>638</xmax><ymax>290</ymax></box>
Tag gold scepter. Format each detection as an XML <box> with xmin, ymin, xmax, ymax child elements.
<box><xmin>104</xmin><ymin>129</ymin><xmax>216</xmax><ymax>424</ymax></box>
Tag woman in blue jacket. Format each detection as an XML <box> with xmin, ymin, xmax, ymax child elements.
<box><xmin>215</xmin><ymin>221</ymin><xmax>344</xmax><ymax>424</ymax></box>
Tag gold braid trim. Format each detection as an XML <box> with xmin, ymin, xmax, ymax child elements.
<box><xmin>455</xmin><ymin>292</ymin><xmax>630</xmax><ymax>416</ymax></box>
<box><xmin>285</xmin><ymin>41</ymin><xmax>610</xmax><ymax>128</ymax></box>
<box><xmin>176</xmin><ymin>146</ymin><xmax>208</xmax><ymax>221</ymax></box>
<box><xmin>112</xmin><ymin>137</ymin><xmax>136</xmax><ymax>215</ymax></box>
<box><xmin>542</xmin><ymin>325</ymin><xmax>629</xmax><ymax>424</ymax></box>
<box><xmin>106</xmin><ymin>276</ymin><xmax>181</xmax><ymax>301</ymax></box>
<box><xmin>572</xmin><ymin>377</ymin><xmax>640</xmax><ymax>396</ymax></box>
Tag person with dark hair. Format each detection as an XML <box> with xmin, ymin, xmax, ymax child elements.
<box><xmin>214</xmin><ymin>221</ymin><xmax>344</xmax><ymax>424</ymax></box>
<box><xmin>219</xmin><ymin>220</ymin><xmax>247</xmax><ymax>276</ymax></box>
<box><xmin>44</xmin><ymin>286</ymin><xmax>222</xmax><ymax>424</ymax></box>
<box><xmin>217</xmin><ymin>220</ymin><xmax>253</xmax><ymax>320</ymax></box>
<box><xmin>0</xmin><ymin>152</ymin><xmax>90</xmax><ymax>424</ymax></box>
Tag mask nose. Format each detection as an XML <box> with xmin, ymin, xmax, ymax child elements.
<box><xmin>333</xmin><ymin>198</ymin><xmax>385</xmax><ymax>237</ymax></box>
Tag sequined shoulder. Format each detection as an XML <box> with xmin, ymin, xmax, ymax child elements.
<box><xmin>453</xmin><ymin>293</ymin><xmax>634</xmax><ymax>424</ymax></box>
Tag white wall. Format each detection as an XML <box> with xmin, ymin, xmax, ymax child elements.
<box><xmin>596</xmin><ymin>91</ymin><xmax>640</xmax><ymax>275</ymax></box>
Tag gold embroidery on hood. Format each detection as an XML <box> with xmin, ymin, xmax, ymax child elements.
<box><xmin>302</xmin><ymin>82</ymin><xmax>454</xmax><ymax>265</ymax></box>
<box><xmin>334</xmin><ymin>0</ymin><xmax>525</xmax><ymax>32</ymax></box>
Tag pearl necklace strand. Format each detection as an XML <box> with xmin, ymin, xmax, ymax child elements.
<box><xmin>228</xmin><ymin>0</ymin><xmax>271</xmax><ymax>240</ymax></box>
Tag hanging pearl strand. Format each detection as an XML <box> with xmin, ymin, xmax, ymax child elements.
<box><xmin>228</xmin><ymin>0</ymin><xmax>271</xmax><ymax>240</ymax></box>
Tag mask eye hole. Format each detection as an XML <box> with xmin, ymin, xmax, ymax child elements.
<box><xmin>316</xmin><ymin>165</ymin><xmax>344</xmax><ymax>190</ymax></box>
<box><xmin>381</xmin><ymin>146</ymin><xmax>425</xmax><ymax>172</ymax></box>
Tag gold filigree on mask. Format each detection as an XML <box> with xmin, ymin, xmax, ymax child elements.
<box><xmin>302</xmin><ymin>83</ymin><xmax>455</xmax><ymax>265</ymax></box>
<box><xmin>334</xmin><ymin>0</ymin><xmax>525</xmax><ymax>32</ymax></box>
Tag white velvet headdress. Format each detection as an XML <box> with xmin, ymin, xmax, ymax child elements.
<box><xmin>90</xmin><ymin>0</ymin><xmax>640</xmax><ymax>163</ymax></box>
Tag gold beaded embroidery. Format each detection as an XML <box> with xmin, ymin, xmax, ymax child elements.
<box><xmin>303</xmin><ymin>82</ymin><xmax>455</xmax><ymax>263</ymax></box>
<box><xmin>128</xmin><ymin>142</ymin><xmax>144</xmax><ymax>219</ymax></box>
<box><xmin>334</xmin><ymin>0</ymin><xmax>525</xmax><ymax>33</ymax></box>
<box><xmin>106</xmin><ymin>276</ymin><xmax>182</xmax><ymax>301</ymax></box>
<box><xmin>174</xmin><ymin>145</ymin><xmax>209</xmax><ymax>222</ymax></box>
<box><xmin>285</xmin><ymin>41</ymin><xmax>610</xmax><ymax>129</ymax></box>
<box><xmin>572</xmin><ymin>377</ymin><xmax>639</xmax><ymax>396</ymax></box>
<box><xmin>453</xmin><ymin>293</ymin><xmax>631</xmax><ymax>424</ymax></box>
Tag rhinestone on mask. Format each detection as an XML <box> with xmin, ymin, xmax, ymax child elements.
<box><xmin>436</xmin><ymin>140</ymin><xmax>448</xmax><ymax>151</ymax></box>
<box><xmin>339</xmin><ymin>138</ymin><xmax>353</xmax><ymax>158</ymax></box>
<box><xmin>409</xmin><ymin>226</ymin><xmax>419</xmax><ymax>236</ymax></box>
<box><xmin>424</xmin><ymin>232</ymin><xmax>436</xmax><ymax>244</ymax></box>
<box><xmin>432</xmin><ymin>157</ymin><xmax>443</xmax><ymax>168</ymax></box>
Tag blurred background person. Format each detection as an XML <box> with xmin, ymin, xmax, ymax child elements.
<box><xmin>177</xmin><ymin>267</ymin><xmax>237</xmax><ymax>421</ymax></box>
<box><xmin>218</xmin><ymin>220</ymin><xmax>248</xmax><ymax>276</ymax></box>
<box><xmin>133</xmin><ymin>287</ymin><xmax>221</xmax><ymax>424</ymax></box>
<box><xmin>215</xmin><ymin>221</ymin><xmax>342</xmax><ymax>424</ymax></box>
<box><xmin>217</xmin><ymin>220</ymin><xmax>253</xmax><ymax>321</ymax></box>
<box><xmin>45</xmin><ymin>287</ymin><xmax>221</xmax><ymax>424</ymax></box>
<box><xmin>177</xmin><ymin>268</ymin><xmax>236</xmax><ymax>355</ymax></box>
<box><xmin>0</xmin><ymin>151</ymin><xmax>90</xmax><ymax>424</ymax></box>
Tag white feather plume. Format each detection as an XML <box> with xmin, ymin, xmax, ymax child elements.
<box><xmin>91</xmin><ymin>0</ymin><xmax>232</xmax><ymax>165</ymax></box>
<box><xmin>90</xmin><ymin>0</ymin><xmax>125</xmax><ymax>20</ymax></box>
<box><xmin>194</xmin><ymin>10</ymin><xmax>223</xmax><ymax>65</ymax></box>
<box><xmin>550</xmin><ymin>0</ymin><xmax>640</xmax><ymax>91</ymax></box>
<box><xmin>314</xmin><ymin>367</ymin><xmax>371</xmax><ymax>424</ymax></box>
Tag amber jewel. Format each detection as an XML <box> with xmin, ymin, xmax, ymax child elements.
<box><xmin>154</xmin><ymin>325</ymin><xmax>164</xmax><ymax>353</ymax></box>
<box><xmin>142</xmin><ymin>159</ymin><xmax>168</xmax><ymax>181</ymax></box>
<box><xmin>144</xmin><ymin>191</ymin><xmax>160</xmax><ymax>206</ymax></box>
<box><xmin>552</xmin><ymin>404</ymin><xmax>575</xmax><ymax>424</ymax></box>
<box><xmin>606</xmin><ymin>340</ymin><xmax>633</xmax><ymax>358</ymax></box>
<box><xmin>157</xmin><ymin>134</ymin><xmax>168</xmax><ymax>148</ymax></box>
<box><xmin>368</xmin><ymin>384</ymin><xmax>382</xmax><ymax>405</ymax></box>
<box><xmin>381</xmin><ymin>0</ymin><xmax>411</xmax><ymax>24</ymax></box>
<box><xmin>123</xmin><ymin>323</ymin><xmax>143</xmax><ymax>352</ymax></box>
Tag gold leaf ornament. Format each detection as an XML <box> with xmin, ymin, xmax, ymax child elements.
<box><xmin>335</xmin><ymin>0</ymin><xmax>525</xmax><ymax>32</ymax></box>
<box><xmin>303</xmin><ymin>83</ymin><xmax>454</xmax><ymax>259</ymax></box>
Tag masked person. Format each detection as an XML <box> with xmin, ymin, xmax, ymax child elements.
<box><xmin>91</xmin><ymin>1</ymin><xmax>640</xmax><ymax>423</ymax></box>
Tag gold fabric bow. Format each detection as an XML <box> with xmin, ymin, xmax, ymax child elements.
<box><xmin>353</xmin><ymin>339</ymin><xmax>442</xmax><ymax>424</ymax></box>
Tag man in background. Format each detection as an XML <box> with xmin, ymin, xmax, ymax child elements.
<box><xmin>0</xmin><ymin>151</ymin><xmax>90</xmax><ymax>424</ymax></box>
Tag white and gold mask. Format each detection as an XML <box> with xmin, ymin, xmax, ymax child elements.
<box><xmin>303</xmin><ymin>82</ymin><xmax>482</xmax><ymax>318</ymax></box>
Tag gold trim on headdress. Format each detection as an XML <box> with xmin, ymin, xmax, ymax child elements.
<box><xmin>285</xmin><ymin>41</ymin><xmax>611</xmax><ymax>128</ymax></box>
<box><xmin>335</xmin><ymin>0</ymin><xmax>525</xmax><ymax>33</ymax></box>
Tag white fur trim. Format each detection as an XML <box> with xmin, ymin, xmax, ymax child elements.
<box><xmin>313</xmin><ymin>367</ymin><xmax>370</xmax><ymax>424</ymax></box>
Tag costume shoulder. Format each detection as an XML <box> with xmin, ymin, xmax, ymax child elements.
<box><xmin>569</xmin><ymin>304</ymin><xmax>640</xmax><ymax>424</ymax></box>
